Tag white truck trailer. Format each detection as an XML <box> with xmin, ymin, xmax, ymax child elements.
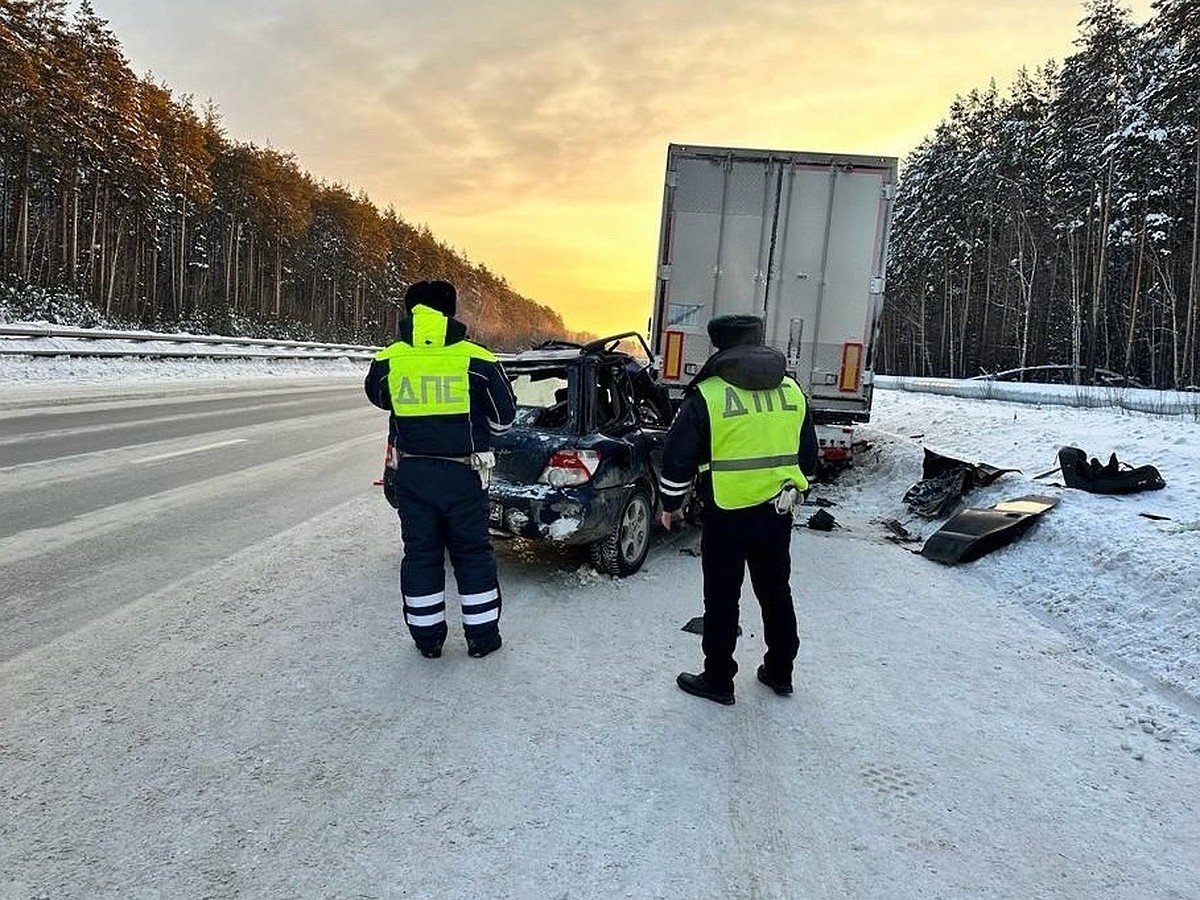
<box><xmin>649</xmin><ymin>143</ymin><xmax>897</xmax><ymax>465</ymax></box>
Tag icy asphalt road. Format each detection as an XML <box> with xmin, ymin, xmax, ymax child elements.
<box><xmin>1</xmin><ymin>376</ymin><xmax>1198</xmax><ymax>898</ymax></box>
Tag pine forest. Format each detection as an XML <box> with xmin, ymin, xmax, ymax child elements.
<box><xmin>882</xmin><ymin>0</ymin><xmax>1200</xmax><ymax>389</ymax></box>
<box><xmin>0</xmin><ymin>0</ymin><xmax>579</xmax><ymax>349</ymax></box>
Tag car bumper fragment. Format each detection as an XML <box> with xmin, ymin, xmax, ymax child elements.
<box><xmin>488</xmin><ymin>480</ymin><xmax>624</xmax><ymax>544</ymax></box>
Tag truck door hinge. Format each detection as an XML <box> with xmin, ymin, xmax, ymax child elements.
<box><xmin>869</xmin><ymin>276</ymin><xmax>885</xmax><ymax>294</ymax></box>
<box><xmin>665</xmin><ymin>171</ymin><xmax>678</xmax><ymax>188</ymax></box>
<box><xmin>658</xmin><ymin>264</ymin><xmax>672</xmax><ymax>281</ymax></box>
<box><xmin>882</xmin><ymin>183</ymin><xmax>896</xmax><ymax>201</ymax></box>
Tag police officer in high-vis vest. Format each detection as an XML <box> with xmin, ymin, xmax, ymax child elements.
<box><xmin>659</xmin><ymin>314</ymin><xmax>818</xmax><ymax>704</ymax></box>
<box><xmin>365</xmin><ymin>280</ymin><xmax>516</xmax><ymax>659</ymax></box>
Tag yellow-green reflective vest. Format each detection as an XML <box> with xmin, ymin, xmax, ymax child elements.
<box><xmin>373</xmin><ymin>305</ymin><xmax>496</xmax><ymax>417</ymax></box>
<box><xmin>698</xmin><ymin>375</ymin><xmax>809</xmax><ymax>509</ymax></box>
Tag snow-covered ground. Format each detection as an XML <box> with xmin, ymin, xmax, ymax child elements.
<box><xmin>4</xmin><ymin>357</ymin><xmax>1200</xmax><ymax>896</ymax></box>
<box><xmin>0</xmin><ymin>352</ymin><xmax>367</xmax><ymax>385</ymax></box>
<box><xmin>848</xmin><ymin>381</ymin><xmax>1200</xmax><ymax>736</ymax></box>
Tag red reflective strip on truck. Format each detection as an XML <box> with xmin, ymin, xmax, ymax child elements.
<box><xmin>663</xmin><ymin>331</ymin><xmax>684</xmax><ymax>380</ymax></box>
<box><xmin>839</xmin><ymin>342</ymin><xmax>863</xmax><ymax>392</ymax></box>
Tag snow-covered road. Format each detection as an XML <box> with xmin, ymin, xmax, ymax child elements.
<box><xmin>2</xmin><ymin>369</ymin><xmax>1198</xmax><ymax>898</ymax></box>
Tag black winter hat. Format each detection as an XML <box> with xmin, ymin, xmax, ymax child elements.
<box><xmin>404</xmin><ymin>279</ymin><xmax>457</xmax><ymax>317</ymax></box>
<box><xmin>708</xmin><ymin>314</ymin><xmax>765</xmax><ymax>350</ymax></box>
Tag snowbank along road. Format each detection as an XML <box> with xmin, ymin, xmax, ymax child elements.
<box><xmin>1</xmin><ymin>373</ymin><xmax>1198</xmax><ymax>899</ymax></box>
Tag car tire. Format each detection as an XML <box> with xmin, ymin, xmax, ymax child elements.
<box><xmin>590</xmin><ymin>486</ymin><xmax>652</xmax><ymax>577</ymax></box>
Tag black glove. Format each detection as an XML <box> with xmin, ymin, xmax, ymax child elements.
<box><xmin>382</xmin><ymin>468</ymin><xmax>400</xmax><ymax>509</ymax></box>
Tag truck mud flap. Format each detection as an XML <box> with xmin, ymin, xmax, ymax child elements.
<box><xmin>920</xmin><ymin>495</ymin><xmax>1059</xmax><ymax>564</ymax></box>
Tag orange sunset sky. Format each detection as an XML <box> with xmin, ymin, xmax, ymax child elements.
<box><xmin>93</xmin><ymin>0</ymin><xmax>1156</xmax><ymax>336</ymax></box>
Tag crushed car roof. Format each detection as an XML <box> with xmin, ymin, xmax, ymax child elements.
<box><xmin>501</xmin><ymin>332</ymin><xmax>652</xmax><ymax>366</ymax></box>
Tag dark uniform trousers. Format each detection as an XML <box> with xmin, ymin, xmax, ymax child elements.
<box><xmin>390</xmin><ymin>457</ymin><xmax>502</xmax><ymax>650</ymax></box>
<box><xmin>700</xmin><ymin>500</ymin><xmax>799</xmax><ymax>690</ymax></box>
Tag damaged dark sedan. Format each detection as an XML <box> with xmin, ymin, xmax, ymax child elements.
<box><xmin>488</xmin><ymin>334</ymin><xmax>674</xmax><ymax>576</ymax></box>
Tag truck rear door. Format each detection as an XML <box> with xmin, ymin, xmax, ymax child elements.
<box><xmin>653</xmin><ymin>149</ymin><xmax>776</xmax><ymax>385</ymax></box>
<box><xmin>652</xmin><ymin>144</ymin><xmax>895</xmax><ymax>425</ymax></box>
<box><xmin>770</xmin><ymin>158</ymin><xmax>894</xmax><ymax>422</ymax></box>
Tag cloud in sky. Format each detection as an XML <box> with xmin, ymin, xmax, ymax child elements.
<box><xmin>93</xmin><ymin>0</ymin><xmax>1155</xmax><ymax>334</ymax></box>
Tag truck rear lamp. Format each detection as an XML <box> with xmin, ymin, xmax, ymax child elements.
<box><xmin>663</xmin><ymin>331</ymin><xmax>684</xmax><ymax>380</ymax></box>
<box><xmin>839</xmin><ymin>343</ymin><xmax>863</xmax><ymax>392</ymax></box>
<box><xmin>540</xmin><ymin>449</ymin><xmax>602</xmax><ymax>487</ymax></box>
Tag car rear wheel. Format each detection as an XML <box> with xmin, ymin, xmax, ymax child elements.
<box><xmin>590</xmin><ymin>487</ymin><xmax>652</xmax><ymax>577</ymax></box>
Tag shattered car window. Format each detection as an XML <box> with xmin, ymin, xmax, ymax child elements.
<box><xmin>594</xmin><ymin>365</ymin><xmax>636</xmax><ymax>432</ymax></box>
<box><xmin>510</xmin><ymin>370</ymin><xmax>574</xmax><ymax>430</ymax></box>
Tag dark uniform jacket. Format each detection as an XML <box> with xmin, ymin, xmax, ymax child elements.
<box><xmin>364</xmin><ymin>310</ymin><xmax>516</xmax><ymax>457</ymax></box>
<box><xmin>658</xmin><ymin>345</ymin><xmax>818</xmax><ymax>513</ymax></box>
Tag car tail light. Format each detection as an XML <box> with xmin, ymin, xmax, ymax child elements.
<box><xmin>540</xmin><ymin>449</ymin><xmax>601</xmax><ymax>487</ymax></box>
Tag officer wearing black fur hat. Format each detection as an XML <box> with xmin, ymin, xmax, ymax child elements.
<box><xmin>658</xmin><ymin>314</ymin><xmax>818</xmax><ymax>704</ymax></box>
<box><xmin>365</xmin><ymin>280</ymin><xmax>516</xmax><ymax>659</ymax></box>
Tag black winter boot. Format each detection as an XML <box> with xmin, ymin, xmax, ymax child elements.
<box><xmin>676</xmin><ymin>672</ymin><xmax>735</xmax><ymax>705</ymax></box>
<box><xmin>467</xmin><ymin>631</ymin><xmax>503</xmax><ymax>658</ymax></box>
<box><xmin>756</xmin><ymin>664</ymin><xmax>793</xmax><ymax>695</ymax></box>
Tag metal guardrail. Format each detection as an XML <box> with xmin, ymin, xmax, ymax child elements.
<box><xmin>0</xmin><ymin>323</ymin><xmax>380</xmax><ymax>361</ymax></box>
<box><xmin>875</xmin><ymin>374</ymin><xmax>1200</xmax><ymax>416</ymax></box>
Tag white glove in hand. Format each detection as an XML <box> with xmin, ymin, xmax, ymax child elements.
<box><xmin>773</xmin><ymin>485</ymin><xmax>801</xmax><ymax>515</ymax></box>
<box><xmin>470</xmin><ymin>451</ymin><xmax>496</xmax><ymax>490</ymax></box>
